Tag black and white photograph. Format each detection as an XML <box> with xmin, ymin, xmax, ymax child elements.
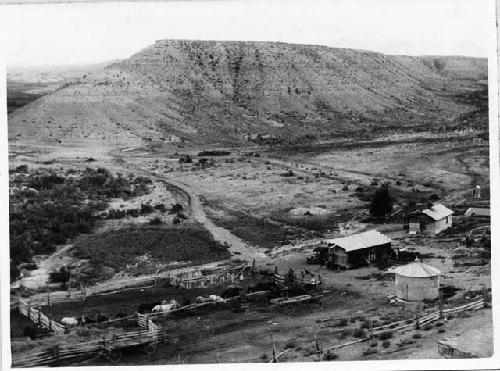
<box><xmin>1</xmin><ymin>0</ymin><xmax>498</xmax><ymax>369</ymax></box>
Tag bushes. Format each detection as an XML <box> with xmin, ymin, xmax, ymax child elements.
<box><xmin>382</xmin><ymin>340</ymin><xmax>391</xmax><ymax>348</ymax></box>
<box><xmin>9</xmin><ymin>167</ymin><xmax>154</xmax><ymax>282</ymax></box>
<box><xmin>72</xmin><ymin>224</ymin><xmax>230</xmax><ymax>284</ymax></box>
<box><xmin>412</xmin><ymin>333</ymin><xmax>422</xmax><ymax>339</ymax></box>
<box><xmin>284</xmin><ymin>340</ymin><xmax>297</xmax><ymax>349</ymax></box>
<box><xmin>353</xmin><ymin>328</ymin><xmax>366</xmax><ymax>338</ymax></box>
<box><xmin>322</xmin><ymin>350</ymin><xmax>338</xmax><ymax>361</ymax></box>
<box><xmin>378</xmin><ymin>331</ymin><xmax>393</xmax><ymax>341</ymax></box>
<box><xmin>336</xmin><ymin>318</ymin><xmax>348</xmax><ymax>327</ymax></box>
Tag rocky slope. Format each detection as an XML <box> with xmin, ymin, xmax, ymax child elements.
<box><xmin>8</xmin><ymin>40</ymin><xmax>488</xmax><ymax>148</ymax></box>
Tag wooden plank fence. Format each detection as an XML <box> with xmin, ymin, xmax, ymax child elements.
<box><xmin>12</xmin><ymin>313</ymin><xmax>163</xmax><ymax>367</ymax></box>
<box><xmin>18</xmin><ymin>299</ymin><xmax>66</xmax><ymax>334</ymax></box>
<box><xmin>16</xmin><ymin>264</ymin><xmax>251</xmax><ymax>307</ymax></box>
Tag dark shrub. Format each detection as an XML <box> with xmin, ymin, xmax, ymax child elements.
<box><xmin>378</xmin><ymin>331</ymin><xmax>392</xmax><ymax>340</ymax></box>
<box><xmin>353</xmin><ymin>328</ymin><xmax>366</xmax><ymax>338</ymax></box>
<box><xmin>322</xmin><ymin>350</ymin><xmax>338</xmax><ymax>361</ymax></box>
<box><xmin>149</xmin><ymin>217</ymin><xmax>163</xmax><ymax>225</ymax></box>
<box><xmin>382</xmin><ymin>340</ymin><xmax>391</xmax><ymax>348</ymax></box>
<box><xmin>412</xmin><ymin>333</ymin><xmax>422</xmax><ymax>339</ymax></box>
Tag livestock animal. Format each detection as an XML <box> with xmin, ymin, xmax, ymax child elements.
<box><xmin>221</xmin><ymin>287</ymin><xmax>241</xmax><ymax>299</ymax></box>
<box><xmin>61</xmin><ymin>317</ymin><xmax>79</xmax><ymax>327</ymax></box>
<box><xmin>196</xmin><ymin>296</ymin><xmax>210</xmax><ymax>303</ymax></box>
<box><xmin>138</xmin><ymin>301</ymin><xmax>161</xmax><ymax>314</ymax></box>
<box><xmin>82</xmin><ymin>315</ymin><xmax>96</xmax><ymax>324</ymax></box>
<box><xmin>208</xmin><ymin>295</ymin><xmax>226</xmax><ymax>302</ymax></box>
<box><xmin>97</xmin><ymin>314</ymin><xmax>109</xmax><ymax>323</ymax></box>
<box><xmin>152</xmin><ymin>300</ymin><xmax>180</xmax><ymax>313</ymax></box>
<box><xmin>23</xmin><ymin>326</ymin><xmax>52</xmax><ymax>340</ymax></box>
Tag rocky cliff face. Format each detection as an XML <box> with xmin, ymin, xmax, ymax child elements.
<box><xmin>8</xmin><ymin>40</ymin><xmax>488</xmax><ymax>147</ymax></box>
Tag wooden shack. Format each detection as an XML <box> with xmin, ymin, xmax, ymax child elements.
<box><xmin>325</xmin><ymin>230</ymin><xmax>391</xmax><ymax>269</ymax></box>
<box><xmin>409</xmin><ymin>204</ymin><xmax>453</xmax><ymax>236</ymax></box>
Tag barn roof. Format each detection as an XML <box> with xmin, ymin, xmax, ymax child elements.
<box><xmin>327</xmin><ymin>230</ymin><xmax>391</xmax><ymax>252</ymax></box>
<box><xmin>422</xmin><ymin>204</ymin><xmax>453</xmax><ymax>221</ymax></box>
<box><xmin>391</xmin><ymin>260</ymin><xmax>441</xmax><ymax>278</ymax></box>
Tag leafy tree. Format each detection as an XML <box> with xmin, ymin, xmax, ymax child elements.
<box><xmin>370</xmin><ymin>184</ymin><xmax>393</xmax><ymax>217</ymax></box>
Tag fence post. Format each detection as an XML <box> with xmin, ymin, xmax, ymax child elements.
<box><xmin>482</xmin><ymin>285</ymin><xmax>488</xmax><ymax>308</ymax></box>
<box><xmin>271</xmin><ymin>335</ymin><xmax>277</xmax><ymax>363</ymax></box>
<box><xmin>415</xmin><ymin>304</ymin><xmax>421</xmax><ymax>330</ymax></box>
<box><xmin>439</xmin><ymin>291</ymin><xmax>443</xmax><ymax>319</ymax></box>
<box><xmin>315</xmin><ymin>335</ymin><xmax>322</xmax><ymax>361</ymax></box>
<box><xmin>146</xmin><ymin>315</ymin><xmax>149</xmax><ymax>330</ymax></box>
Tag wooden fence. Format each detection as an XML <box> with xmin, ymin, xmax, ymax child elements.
<box><xmin>12</xmin><ymin>313</ymin><xmax>163</xmax><ymax>368</ymax></box>
<box><xmin>18</xmin><ymin>299</ymin><xmax>66</xmax><ymax>334</ymax></box>
<box><xmin>316</xmin><ymin>297</ymin><xmax>485</xmax><ymax>356</ymax></box>
<box><xmin>17</xmin><ymin>264</ymin><xmax>251</xmax><ymax>307</ymax></box>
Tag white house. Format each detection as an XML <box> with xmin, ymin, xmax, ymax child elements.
<box><xmin>422</xmin><ymin>204</ymin><xmax>453</xmax><ymax>235</ymax></box>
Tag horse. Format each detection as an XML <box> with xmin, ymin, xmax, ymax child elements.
<box><xmin>61</xmin><ymin>317</ymin><xmax>79</xmax><ymax>327</ymax></box>
<box><xmin>152</xmin><ymin>299</ymin><xmax>179</xmax><ymax>313</ymax></box>
<box><xmin>208</xmin><ymin>295</ymin><xmax>225</xmax><ymax>302</ymax></box>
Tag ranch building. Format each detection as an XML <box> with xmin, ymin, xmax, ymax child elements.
<box><xmin>325</xmin><ymin>230</ymin><xmax>392</xmax><ymax>269</ymax></box>
<box><xmin>464</xmin><ymin>207</ymin><xmax>490</xmax><ymax>218</ymax></box>
<box><xmin>409</xmin><ymin>204</ymin><xmax>453</xmax><ymax>236</ymax></box>
<box><xmin>390</xmin><ymin>258</ymin><xmax>441</xmax><ymax>302</ymax></box>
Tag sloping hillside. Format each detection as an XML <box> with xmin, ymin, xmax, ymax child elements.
<box><xmin>8</xmin><ymin>40</ymin><xmax>488</xmax><ymax>148</ymax></box>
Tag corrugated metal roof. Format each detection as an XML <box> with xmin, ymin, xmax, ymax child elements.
<box><xmin>326</xmin><ymin>230</ymin><xmax>391</xmax><ymax>252</ymax></box>
<box><xmin>464</xmin><ymin>207</ymin><xmax>490</xmax><ymax>217</ymax></box>
<box><xmin>422</xmin><ymin>204</ymin><xmax>453</xmax><ymax>221</ymax></box>
<box><xmin>391</xmin><ymin>261</ymin><xmax>441</xmax><ymax>277</ymax></box>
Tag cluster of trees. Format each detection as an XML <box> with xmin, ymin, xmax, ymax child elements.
<box><xmin>9</xmin><ymin>166</ymin><xmax>153</xmax><ymax>281</ymax></box>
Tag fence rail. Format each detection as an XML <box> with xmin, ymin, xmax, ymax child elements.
<box><xmin>12</xmin><ymin>313</ymin><xmax>163</xmax><ymax>367</ymax></box>
<box><xmin>18</xmin><ymin>299</ymin><xmax>66</xmax><ymax>334</ymax></box>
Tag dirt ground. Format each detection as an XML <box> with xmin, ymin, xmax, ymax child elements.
<box><xmin>9</xmin><ymin>131</ymin><xmax>492</xmax><ymax>364</ymax></box>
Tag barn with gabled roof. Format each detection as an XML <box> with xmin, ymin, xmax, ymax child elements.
<box><xmin>325</xmin><ymin>230</ymin><xmax>392</xmax><ymax>269</ymax></box>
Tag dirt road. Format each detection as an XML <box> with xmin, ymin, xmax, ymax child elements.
<box><xmin>114</xmin><ymin>155</ymin><xmax>269</xmax><ymax>264</ymax></box>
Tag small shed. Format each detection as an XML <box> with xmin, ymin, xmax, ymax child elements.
<box><xmin>390</xmin><ymin>259</ymin><xmax>441</xmax><ymax>301</ymax></box>
<box><xmin>464</xmin><ymin>207</ymin><xmax>490</xmax><ymax>218</ymax></box>
<box><xmin>410</xmin><ymin>204</ymin><xmax>453</xmax><ymax>236</ymax></box>
<box><xmin>325</xmin><ymin>230</ymin><xmax>392</xmax><ymax>269</ymax></box>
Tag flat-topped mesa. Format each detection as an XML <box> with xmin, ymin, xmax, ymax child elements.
<box><xmin>8</xmin><ymin>40</ymin><xmax>487</xmax><ymax>148</ymax></box>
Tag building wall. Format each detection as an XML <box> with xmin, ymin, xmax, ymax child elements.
<box><xmin>395</xmin><ymin>274</ymin><xmax>440</xmax><ymax>301</ymax></box>
<box><xmin>425</xmin><ymin>215</ymin><xmax>452</xmax><ymax>235</ymax></box>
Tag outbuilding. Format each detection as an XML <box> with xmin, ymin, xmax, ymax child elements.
<box><xmin>325</xmin><ymin>230</ymin><xmax>392</xmax><ymax>269</ymax></box>
<box><xmin>409</xmin><ymin>204</ymin><xmax>453</xmax><ymax>236</ymax></box>
<box><xmin>390</xmin><ymin>259</ymin><xmax>441</xmax><ymax>302</ymax></box>
<box><xmin>464</xmin><ymin>207</ymin><xmax>490</xmax><ymax>218</ymax></box>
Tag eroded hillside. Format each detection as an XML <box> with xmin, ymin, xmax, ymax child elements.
<box><xmin>8</xmin><ymin>40</ymin><xmax>488</xmax><ymax>148</ymax></box>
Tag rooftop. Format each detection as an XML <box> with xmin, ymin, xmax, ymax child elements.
<box><xmin>464</xmin><ymin>207</ymin><xmax>490</xmax><ymax>217</ymax></box>
<box><xmin>422</xmin><ymin>204</ymin><xmax>453</xmax><ymax>221</ymax></box>
<box><xmin>390</xmin><ymin>259</ymin><xmax>441</xmax><ymax>277</ymax></box>
<box><xmin>326</xmin><ymin>230</ymin><xmax>391</xmax><ymax>252</ymax></box>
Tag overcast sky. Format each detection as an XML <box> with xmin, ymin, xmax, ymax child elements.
<box><xmin>0</xmin><ymin>0</ymin><xmax>493</xmax><ymax>67</ymax></box>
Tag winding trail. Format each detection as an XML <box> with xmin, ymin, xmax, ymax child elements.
<box><xmin>113</xmin><ymin>155</ymin><xmax>269</xmax><ymax>264</ymax></box>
